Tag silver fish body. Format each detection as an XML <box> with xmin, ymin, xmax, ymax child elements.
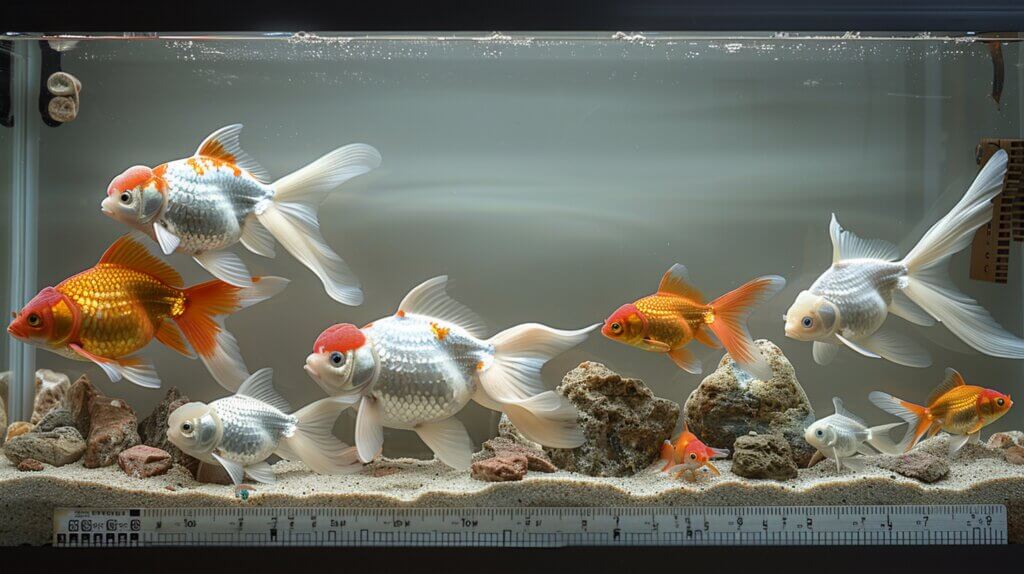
<box><xmin>207</xmin><ymin>395</ymin><xmax>296</xmax><ymax>466</ymax></box>
<box><xmin>364</xmin><ymin>315</ymin><xmax>493</xmax><ymax>429</ymax></box>
<box><xmin>806</xmin><ymin>413</ymin><xmax>870</xmax><ymax>460</ymax></box>
<box><xmin>158</xmin><ymin>159</ymin><xmax>274</xmax><ymax>254</ymax></box>
<box><xmin>808</xmin><ymin>259</ymin><xmax>907</xmax><ymax>339</ymax></box>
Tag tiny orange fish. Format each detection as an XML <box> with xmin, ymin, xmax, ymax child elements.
<box><xmin>870</xmin><ymin>368</ymin><xmax>1013</xmax><ymax>457</ymax></box>
<box><xmin>7</xmin><ymin>235</ymin><xmax>286</xmax><ymax>390</ymax></box>
<box><xmin>602</xmin><ymin>264</ymin><xmax>785</xmax><ymax>380</ymax></box>
<box><xmin>659</xmin><ymin>424</ymin><xmax>730</xmax><ymax>481</ymax></box>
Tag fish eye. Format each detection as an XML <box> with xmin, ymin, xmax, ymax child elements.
<box><xmin>610</xmin><ymin>322</ymin><xmax>622</xmax><ymax>334</ymax></box>
<box><xmin>815</xmin><ymin>429</ymin><xmax>824</xmax><ymax>437</ymax></box>
<box><xmin>27</xmin><ymin>313</ymin><xmax>40</xmax><ymax>327</ymax></box>
<box><xmin>688</xmin><ymin>453</ymin><xmax>697</xmax><ymax>460</ymax></box>
<box><xmin>802</xmin><ymin>317</ymin><xmax>813</xmax><ymax>328</ymax></box>
<box><xmin>119</xmin><ymin>191</ymin><xmax>132</xmax><ymax>204</ymax></box>
<box><xmin>997</xmin><ymin>398</ymin><xmax>1005</xmax><ymax>406</ymax></box>
<box><xmin>181</xmin><ymin>421</ymin><xmax>193</xmax><ymax>433</ymax></box>
<box><xmin>330</xmin><ymin>351</ymin><xmax>346</xmax><ymax>367</ymax></box>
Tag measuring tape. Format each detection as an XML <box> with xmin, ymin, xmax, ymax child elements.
<box><xmin>52</xmin><ymin>505</ymin><xmax>1008</xmax><ymax>547</ymax></box>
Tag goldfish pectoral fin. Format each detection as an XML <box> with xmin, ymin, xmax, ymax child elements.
<box><xmin>641</xmin><ymin>337</ymin><xmax>672</xmax><ymax>352</ymax></box>
<box><xmin>69</xmin><ymin>344</ymin><xmax>161</xmax><ymax>389</ymax></box>
<box><xmin>243</xmin><ymin>461</ymin><xmax>277</xmax><ymax>484</ymax></box>
<box><xmin>657</xmin><ymin>264</ymin><xmax>704</xmax><ymax>302</ymax></box>
<box><xmin>355</xmin><ymin>397</ymin><xmax>384</xmax><ymax>464</ymax></box>
<box><xmin>948</xmin><ymin>434</ymin><xmax>972</xmax><ymax>458</ymax></box>
<box><xmin>153</xmin><ymin>222</ymin><xmax>181</xmax><ymax>255</ymax></box>
<box><xmin>856</xmin><ymin>442</ymin><xmax>876</xmax><ymax>456</ymax></box>
<box><xmin>211</xmin><ymin>452</ymin><xmax>246</xmax><ymax>486</ymax></box>
<box><xmin>415</xmin><ymin>417</ymin><xmax>474</xmax><ymax>470</ymax></box>
<box><xmin>835</xmin><ymin>334</ymin><xmax>881</xmax><ymax>359</ymax></box>
<box><xmin>841</xmin><ymin>456</ymin><xmax>867</xmax><ymax>472</ymax></box>
<box><xmin>829</xmin><ymin>213</ymin><xmax>900</xmax><ymax>263</ymax></box>
<box><xmin>240</xmin><ymin>215</ymin><xmax>276</xmax><ymax>258</ymax></box>
<box><xmin>857</xmin><ymin>327</ymin><xmax>931</xmax><ymax>368</ymax></box>
<box><xmin>807</xmin><ymin>450</ymin><xmax>825</xmax><ymax>468</ymax></box>
<box><xmin>812</xmin><ymin>341</ymin><xmax>840</xmax><ymax>365</ymax></box>
<box><xmin>832</xmin><ymin>449</ymin><xmax>843</xmax><ymax>472</ymax></box>
<box><xmin>704</xmin><ymin>461</ymin><xmax>721</xmax><ymax>476</ymax></box>
<box><xmin>667</xmin><ymin>346</ymin><xmax>702</xmax><ymax>374</ymax></box>
<box><xmin>195</xmin><ymin>124</ymin><xmax>272</xmax><ymax>183</ymax></box>
<box><xmin>968</xmin><ymin>431</ymin><xmax>982</xmax><ymax>444</ymax></box>
<box><xmin>194</xmin><ymin>250</ymin><xmax>254</xmax><ymax>288</ymax></box>
<box><xmin>694</xmin><ymin>327</ymin><xmax>721</xmax><ymax>349</ymax></box>
<box><xmin>709</xmin><ymin>447</ymin><xmax>730</xmax><ymax>459</ymax></box>
<box><xmin>155</xmin><ymin>320</ymin><xmax>196</xmax><ymax>358</ymax></box>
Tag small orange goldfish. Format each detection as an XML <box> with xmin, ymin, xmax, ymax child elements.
<box><xmin>659</xmin><ymin>424</ymin><xmax>730</xmax><ymax>481</ymax></box>
<box><xmin>7</xmin><ymin>235</ymin><xmax>286</xmax><ymax>390</ymax></box>
<box><xmin>870</xmin><ymin>368</ymin><xmax>1013</xmax><ymax>457</ymax></box>
<box><xmin>602</xmin><ymin>264</ymin><xmax>785</xmax><ymax>379</ymax></box>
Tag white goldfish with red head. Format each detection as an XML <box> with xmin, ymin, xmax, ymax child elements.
<box><xmin>303</xmin><ymin>276</ymin><xmax>598</xmax><ymax>469</ymax></box>
<box><xmin>101</xmin><ymin>124</ymin><xmax>381</xmax><ymax>305</ymax></box>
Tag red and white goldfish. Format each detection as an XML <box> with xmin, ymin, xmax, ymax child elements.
<box><xmin>602</xmin><ymin>264</ymin><xmax>785</xmax><ymax>380</ymax></box>
<box><xmin>7</xmin><ymin>235</ymin><xmax>286</xmax><ymax>390</ymax></box>
<box><xmin>870</xmin><ymin>368</ymin><xmax>1013</xmax><ymax>457</ymax></box>
<box><xmin>658</xmin><ymin>424</ymin><xmax>729</xmax><ymax>481</ymax></box>
<box><xmin>101</xmin><ymin>124</ymin><xmax>380</xmax><ymax>305</ymax></box>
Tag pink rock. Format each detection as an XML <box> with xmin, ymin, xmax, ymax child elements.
<box><xmin>471</xmin><ymin>455</ymin><xmax>528</xmax><ymax>482</ymax></box>
<box><xmin>17</xmin><ymin>458</ymin><xmax>44</xmax><ymax>472</ymax></box>
<box><xmin>1006</xmin><ymin>446</ymin><xmax>1024</xmax><ymax>465</ymax></box>
<box><xmin>117</xmin><ymin>445</ymin><xmax>172</xmax><ymax>478</ymax></box>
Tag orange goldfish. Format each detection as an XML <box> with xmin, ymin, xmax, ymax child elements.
<box><xmin>659</xmin><ymin>424</ymin><xmax>730</xmax><ymax>481</ymax></box>
<box><xmin>870</xmin><ymin>368</ymin><xmax>1013</xmax><ymax>457</ymax></box>
<box><xmin>602</xmin><ymin>264</ymin><xmax>785</xmax><ymax>379</ymax></box>
<box><xmin>7</xmin><ymin>235</ymin><xmax>287</xmax><ymax>390</ymax></box>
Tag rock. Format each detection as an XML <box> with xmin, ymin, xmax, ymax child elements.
<box><xmin>3</xmin><ymin>426</ymin><xmax>85</xmax><ymax>466</ymax></box>
<box><xmin>497</xmin><ymin>413</ymin><xmax>542</xmax><ymax>450</ymax></box>
<box><xmin>471</xmin><ymin>455</ymin><xmax>529</xmax><ymax>482</ymax></box>
<box><xmin>83</xmin><ymin>396</ymin><xmax>139</xmax><ymax>468</ymax></box>
<box><xmin>35</xmin><ymin>409</ymin><xmax>75</xmax><ymax>432</ymax></box>
<box><xmin>476</xmin><ymin>437</ymin><xmax>556</xmax><ymax>473</ymax></box>
<box><xmin>1005</xmin><ymin>446</ymin><xmax>1024</xmax><ymax>465</ymax></box>
<box><xmin>6</xmin><ymin>422</ymin><xmax>34</xmax><ymax>441</ymax></box>
<box><xmin>31</xmin><ymin>369</ymin><xmax>70</xmax><ymax>424</ymax></box>
<box><xmin>0</xmin><ymin>371</ymin><xmax>9</xmax><ymax>444</ymax></box>
<box><xmin>731</xmin><ymin>433</ymin><xmax>798</xmax><ymax>480</ymax></box>
<box><xmin>17</xmin><ymin>458</ymin><xmax>44</xmax><ymax>472</ymax></box>
<box><xmin>988</xmin><ymin>431</ymin><xmax>1024</xmax><ymax>449</ymax></box>
<box><xmin>67</xmin><ymin>375</ymin><xmax>98</xmax><ymax>434</ymax></box>
<box><xmin>684</xmin><ymin>339</ymin><xmax>816</xmax><ymax>467</ymax></box>
<box><xmin>117</xmin><ymin>445</ymin><xmax>173</xmax><ymax>478</ymax></box>
<box><xmin>138</xmin><ymin>387</ymin><xmax>201</xmax><ymax>478</ymax></box>
<box><xmin>877</xmin><ymin>451</ymin><xmax>950</xmax><ymax>483</ymax></box>
<box><xmin>543</xmin><ymin>362</ymin><xmax>679</xmax><ymax>477</ymax></box>
<box><xmin>195</xmin><ymin>461</ymin><xmax>233</xmax><ymax>485</ymax></box>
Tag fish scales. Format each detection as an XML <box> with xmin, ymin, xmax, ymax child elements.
<box><xmin>212</xmin><ymin>396</ymin><xmax>296</xmax><ymax>465</ymax></box>
<box><xmin>636</xmin><ymin>295</ymin><xmax>701</xmax><ymax>348</ymax></box>
<box><xmin>809</xmin><ymin>260</ymin><xmax>905</xmax><ymax>337</ymax></box>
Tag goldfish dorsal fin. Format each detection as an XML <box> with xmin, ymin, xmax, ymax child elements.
<box><xmin>657</xmin><ymin>264</ymin><xmax>704</xmax><ymax>302</ymax></box>
<box><xmin>829</xmin><ymin>213</ymin><xmax>900</xmax><ymax>263</ymax></box>
<box><xmin>832</xmin><ymin>396</ymin><xmax>865</xmax><ymax>425</ymax></box>
<box><xmin>236</xmin><ymin>368</ymin><xmax>292</xmax><ymax>414</ymax></box>
<box><xmin>927</xmin><ymin>368</ymin><xmax>967</xmax><ymax>405</ymax></box>
<box><xmin>98</xmin><ymin>234</ymin><xmax>183</xmax><ymax>288</ymax></box>
<box><xmin>195</xmin><ymin>124</ymin><xmax>271</xmax><ymax>183</ymax></box>
<box><xmin>397</xmin><ymin>276</ymin><xmax>488</xmax><ymax>337</ymax></box>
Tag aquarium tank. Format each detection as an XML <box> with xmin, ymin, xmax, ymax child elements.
<box><xmin>1</xmin><ymin>22</ymin><xmax>1023</xmax><ymax>549</ymax></box>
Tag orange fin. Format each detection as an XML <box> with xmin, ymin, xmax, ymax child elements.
<box><xmin>704</xmin><ymin>461</ymin><xmax>721</xmax><ymax>476</ymax></box>
<box><xmin>659</xmin><ymin>440</ymin><xmax>676</xmax><ymax>471</ymax></box>
<box><xmin>694</xmin><ymin>326</ymin><xmax>721</xmax><ymax>349</ymax></box>
<box><xmin>707</xmin><ymin>275</ymin><xmax>786</xmax><ymax>381</ymax></box>
<box><xmin>69</xmin><ymin>343</ymin><xmax>161</xmax><ymax>388</ymax></box>
<box><xmin>641</xmin><ymin>337</ymin><xmax>672</xmax><ymax>352</ymax></box>
<box><xmin>926</xmin><ymin>368</ymin><xmax>967</xmax><ymax>406</ymax></box>
<box><xmin>667</xmin><ymin>346</ymin><xmax>702</xmax><ymax>374</ymax></box>
<box><xmin>155</xmin><ymin>320</ymin><xmax>196</xmax><ymax>358</ymax></box>
<box><xmin>97</xmin><ymin>235</ymin><xmax>183</xmax><ymax>287</ymax></box>
<box><xmin>194</xmin><ymin>125</ymin><xmax>270</xmax><ymax>182</ymax></box>
<box><xmin>657</xmin><ymin>264</ymin><xmax>704</xmax><ymax>302</ymax></box>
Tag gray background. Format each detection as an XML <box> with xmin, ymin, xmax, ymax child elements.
<box><xmin>3</xmin><ymin>35</ymin><xmax>1023</xmax><ymax>459</ymax></box>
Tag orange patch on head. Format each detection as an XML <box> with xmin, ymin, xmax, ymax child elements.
<box><xmin>107</xmin><ymin>165</ymin><xmax>154</xmax><ymax>196</ymax></box>
<box><xmin>396</xmin><ymin>310</ymin><xmax>406</xmax><ymax>318</ymax></box>
<box><xmin>313</xmin><ymin>323</ymin><xmax>366</xmax><ymax>354</ymax></box>
<box><xmin>430</xmin><ymin>322</ymin><xmax>450</xmax><ymax>341</ymax></box>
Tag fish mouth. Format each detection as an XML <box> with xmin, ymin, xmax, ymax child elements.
<box><xmin>303</xmin><ymin>362</ymin><xmax>321</xmax><ymax>383</ymax></box>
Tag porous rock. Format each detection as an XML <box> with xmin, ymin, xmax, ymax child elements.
<box><xmin>117</xmin><ymin>445</ymin><xmax>173</xmax><ymax>478</ymax></box>
<box><xmin>83</xmin><ymin>396</ymin><xmax>139</xmax><ymax>468</ymax></box>
<box><xmin>497</xmin><ymin>414</ymin><xmax>542</xmax><ymax>450</ymax></box>
<box><xmin>731</xmin><ymin>433</ymin><xmax>798</xmax><ymax>480</ymax></box>
<box><xmin>68</xmin><ymin>375</ymin><xmax>98</xmax><ymax>434</ymax></box>
<box><xmin>471</xmin><ymin>455</ymin><xmax>529</xmax><ymax>482</ymax></box>
<box><xmin>543</xmin><ymin>362</ymin><xmax>679</xmax><ymax>477</ymax></box>
<box><xmin>3</xmin><ymin>426</ymin><xmax>85</xmax><ymax>466</ymax></box>
<box><xmin>139</xmin><ymin>387</ymin><xmax>201</xmax><ymax>478</ymax></box>
<box><xmin>17</xmin><ymin>458</ymin><xmax>44</xmax><ymax>472</ymax></box>
<box><xmin>684</xmin><ymin>339</ymin><xmax>815</xmax><ymax>466</ymax></box>
<box><xmin>877</xmin><ymin>451</ymin><xmax>950</xmax><ymax>483</ymax></box>
<box><xmin>31</xmin><ymin>369</ymin><xmax>70</xmax><ymax>424</ymax></box>
<box><xmin>988</xmin><ymin>431</ymin><xmax>1024</xmax><ymax>450</ymax></box>
<box><xmin>5</xmin><ymin>422</ymin><xmax>34</xmax><ymax>441</ymax></box>
<box><xmin>475</xmin><ymin>437</ymin><xmax>556</xmax><ymax>473</ymax></box>
<box><xmin>1005</xmin><ymin>446</ymin><xmax>1024</xmax><ymax>465</ymax></box>
<box><xmin>35</xmin><ymin>408</ymin><xmax>75</xmax><ymax>432</ymax></box>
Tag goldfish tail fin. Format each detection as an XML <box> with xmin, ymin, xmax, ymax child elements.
<box><xmin>900</xmin><ymin>150</ymin><xmax>1024</xmax><ymax>358</ymax></box>
<box><xmin>175</xmin><ymin>276</ymin><xmax>289</xmax><ymax>391</ymax></box>
<box><xmin>868</xmin><ymin>391</ymin><xmax>929</xmax><ymax>452</ymax></box>
<box><xmin>707</xmin><ymin>275</ymin><xmax>786</xmax><ymax>380</ymax></box>
<box><xmin>277</xmin><ymin>395</ymin><xmax>363</xmax><ymax>475</ymax></box>
<box><xmin>864</xmin><ymin>422</ymin><xmax>909</xmax><ymax>455</ymax></box>
<box><xmin>259</xmin><ymin>143</ymin><xmax>381</xmax><ymax>306</ymax></box>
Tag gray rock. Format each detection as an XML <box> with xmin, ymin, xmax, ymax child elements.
<box><xmin>35</xmin><ymin>408</ymin><xmax>75</xmax><ymax>432</ymax></box>
<box><xmin>684</xmin><ymin>339</ymin><xmax>816</xmax><ymax>466</ymax></box>
<box><xmin>543</xmin><ymin>362</ymin><xmax>680</xmax><ymax>477</ymax></box>
<box><xmin>138</xmin><ymin>387</ymin><xmax>201</xmax><ymax>478</ymax></box>
<box><xmin>3</xmin><ymin>426</ymin><xmax>86</xmax><ymax>466</ymax></box>
<box><xmin>83</xmin><ymin>396</ymin><xmax>139</xmax><ymax>468</ymax></box>
<box><xmin>68</xmin><ymin>375</ymin><xmax>98</xmax><ymax>435</ymax></box>
<box><xmin>877</xmin><ymin>451</ymin><xmax>950</xmax><ymax>483</ymax></box>
<box><xmin>731</xmin><ymin>433</ymin><xmax>798</xmax><ymax>480</ymax></box>
<box><xmin>31</xmin><ymin>369</ymin><xmax>70</xmax><ymax>424</ymax></box>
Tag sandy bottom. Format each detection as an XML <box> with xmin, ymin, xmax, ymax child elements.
<box><xmin>1</xmin><ymin>435</ymin><xmax>1022</xmax><ymax>546</ymax></box>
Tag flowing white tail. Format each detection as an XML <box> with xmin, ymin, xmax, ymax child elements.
<box><xmin>277</xmin><ymin>395</ymin><xmax>363</xmax><ymax>475</ymax></box>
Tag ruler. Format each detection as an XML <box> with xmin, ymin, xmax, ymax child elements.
<box><xmin>52</xmin><ymin>505</ymin><xmax>1007</xmax><ymax>547</ymax></box>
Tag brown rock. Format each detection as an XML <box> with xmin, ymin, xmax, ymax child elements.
<box><xmin>471</xmin><ymin>455</ymin><xmax>529</xmax><ymax>482</ymax></box>
<box><xmin>6</xmin><ymin>421</ymin><xmax>34</xmax><ymax>441</ymax></box>
<box><xmin>1006</xmin><ymin>446</ymin><xmax>1024</xmax><ymax>465</ymax></box>
<box><xmin>731</xmin><ymin>433</ymin><xmax>798</xmax><ymax>480</ymax></box>
<box><xmin>138</xmin><ymin>387</ymin><xmax>201</xmax><ymax>478</ymax></box>
<box><xmin>877</xmin><ymin>451</ymin><xmax>950</xmax><ymax>483</ymax></box>
<box><xmin>117</xmin><ymin>445</ymin><xmax>173</xmax><ymax>478</ymax></box>
<box><xmin>3</xmin><ymin>426</ymin><xmax>86</xmax><ymax>466</ymax></box>
<box><xmin>31</xmin><ymin>369</ymin><xmax>70</xmax><ymax>424</ymax></box>
<box><xmin>477</xmin><ymin>437</ymin><xmax>556</xmax><ymax>473</ymax></box>
<box><xmin>68</xmin><ymin>375</ymin><xmax>98</xmax><ymax>434</ymax></box>
<box><xmin>17</xmin><ymin>458</ymin><xmax>44</xmax><ymax>472</ymax></box>
<box><xmin>195</xmin><ymin>461</ymin><xmax>233</xmax><ymax>485</ymax></box>
<box><xmin>988</xmin><ymin>432</ymin><xmax>1024</xmax><ymax>450</ymax></box>
<box><xmin>83</xmin><ymin>396</ymin><xmax>139</xmax><ymax>468</ymax></box>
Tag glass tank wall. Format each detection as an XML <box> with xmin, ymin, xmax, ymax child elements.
<box><xmin>2</xmin><ymin>33</ymin><xmax>1022</xmax><ymax>460</ymax></box>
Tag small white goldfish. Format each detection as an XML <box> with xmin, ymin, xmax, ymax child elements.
<box><xmin>805</xmin><ymin>397</ymin><xmax>903</xmax><ymax>472</ymax></box>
